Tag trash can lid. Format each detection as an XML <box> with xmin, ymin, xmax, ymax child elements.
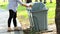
<box><xmin>31</xmin><ymin>2</ymin><xmax>48</xmax><ymax>12</ymax></box>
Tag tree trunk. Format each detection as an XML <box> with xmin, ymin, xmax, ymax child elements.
<box><xmin>40</xmin><ymin>0</ymin><xmax>42</xmax><ymax>2</ymax></box>
<box><xmin>44</xmin><ymin>0</ymin><xmax>46</xmax><ymax>4</ymax></box>
<box><xmin>35</xmin><ymin>0</ymin><xmax>38</xmax><ymax>2</ymax></box>
<box><xmin>40</xmin><ymin>0</ymin><xmax>46</xmax><ymax>4</ymax></box>
<box><xmin>26</xmin><ymin>0</ymin><xmax>32</xmax><ymax>3</ymax></box>
<box><xmin>55</xmin><ymin>0</ymin><xmax>60</xmax><ymax>34</ymax></box>
<box><xmin>3</xmin><ymin>0</ymin><xmax>5</xmax><ymax>2</ymax></box>
<box><xmin>50</xmin><ymin>0</ymin><xmax>52</xmax><ymax>3</ymax></box>
<box><xmin>22</xmin><ymin>0</ymin><xmax>23</xmax><ymax>2</ymax></box>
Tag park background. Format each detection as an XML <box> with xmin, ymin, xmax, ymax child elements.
<box><xmin>0</xmin><ymin>0</ymin><xmax>56</xmax><ymax>29</ymax></box>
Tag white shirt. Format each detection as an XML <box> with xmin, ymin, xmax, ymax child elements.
<box><xmin>8</xmin><ymin>0</ymin><xmax>24</xmax><ymax>12</ymax></box>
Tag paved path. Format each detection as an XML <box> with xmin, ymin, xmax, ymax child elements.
<box><xmin>42</xmin><ymin>24</ymin><xmax>57</xmax><ymax>34</ymax></box>
<box><xmin>0</xmin><ymin>9</ymin><xmax>24</xmax><ymax>34</ymax></box>
<box><xmin>0</xmin><ymin>9</ymin><xmax>57</xmax><ymax>34</ymax></box>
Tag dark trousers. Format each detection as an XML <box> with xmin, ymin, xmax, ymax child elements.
<box><xmin>8</xmin><ymin>9</ymin><xmax>17</xmax><ymax>27</ymax></box>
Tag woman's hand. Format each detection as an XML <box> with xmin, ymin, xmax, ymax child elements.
<box><xmin>22</xmin><ymin>4</ymin><xmax>32</xmax><ymax>7</ymax></box>
<box><xmin>22</xmin><ymin>4</ymin><xmax>28</xmax><ymax>7</ymax></box>
<box><xmin>29</xmin><ymin>5</ymin><xmax>32</xmax><ymax>7</ymax></box>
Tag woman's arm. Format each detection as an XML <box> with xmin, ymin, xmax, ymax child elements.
<box><xmin>17</xmin><ymin>0</ymin><xmax>28</xmax><ymax>7</ymax></box>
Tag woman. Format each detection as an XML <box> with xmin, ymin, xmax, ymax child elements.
<box><xmin>8</xmin><ymin>0</ymin><xmax>28</xmax><ymax>32</ymax></box>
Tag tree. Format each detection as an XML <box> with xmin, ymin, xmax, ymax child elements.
<box><xmin>22</xmin><ymin>0</ymin><xmax>23</xmax><ymax>2</ymax></box>
<box><xmin>50</xmin><ymin>0</ymin><xmax>52</xmax><ymax>3</ymax></box>
<box><xmin>55</xmin><ymin>0</ymin><xmax>60</xmax><ymax>34</ymax></box>
<box><xmin>35</xmin><ymin>0</ymin><xmax>38</xmax><ymax>2</ymax></box>
<box><xmin>39</xmin><ymin>0</ymin><xmax>52</xmax><ymax>4</ymax></box>
<box><xmin>40</xmin><ymin>0</ymin><xmax>42</xmax><ymax>2</ymax></box>
<box><xmin>40</xmin><ymin>0</ymin><xmax>46</xmax><ymax>4</ymax></box>
<box><xmin>26</xmin><ymin>0</ymin><xmax>32</xmax><ymax>3</ymax></box>
<box><xmin>3</xmin><ymin>0</ymin><xmax>5</xmax><ymax>2</ymax></box>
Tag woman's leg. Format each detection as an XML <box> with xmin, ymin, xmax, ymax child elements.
<box><xmin>13</xmin><ymin>11</ymin><xmax>22</xmax><ymax>31</ymax></box>
<box><xmin>13</xmin><ymin>11</ymin><xmax>17</xmax><ymax>27</ymax></box>
<box><xmin>8</xmin><ymin>9</ymin><xmax>13</xmax><ymax>27</ymax></box>
<box><xmin>7</xmin><ymin>9</ymin><xmax>13</xmax><ymax>32</ymax></box>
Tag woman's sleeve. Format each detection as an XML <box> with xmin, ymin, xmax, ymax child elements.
<box><xmin>17</xmin><ymin>0</ymin><xmax>24</xmax><ymax>5</ymax></box>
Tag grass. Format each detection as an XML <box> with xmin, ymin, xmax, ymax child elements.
<box><xmin>46</xmin><ymin>2</ymin><xmax>56</xmax><ymax>19</ymax></box>
<box><xmin>0</xmin><ymin>0</ymin><xmax>56</xmax><ymax>27</ymax></box>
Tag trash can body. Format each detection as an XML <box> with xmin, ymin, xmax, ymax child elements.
<box><xmin>27</xmin><ymin>2</ymin><xmax>48</xmax><ymax>32</ymax></box>
<box><xmin>31</xmin><ymin>10</ymin><xmax>48</xmax><ymax>32</ymax></box>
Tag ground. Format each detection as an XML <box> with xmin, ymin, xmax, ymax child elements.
<box><xmin>0</xmin><ymin>9</ymin><xmax>57</xmax><ymax>34</ymax></box>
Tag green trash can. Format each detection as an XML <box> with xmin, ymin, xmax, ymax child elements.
<box><xmin>29</xmin><ymin>2</ymin><xmax>48</xmax><ymax>32</ymax></box>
